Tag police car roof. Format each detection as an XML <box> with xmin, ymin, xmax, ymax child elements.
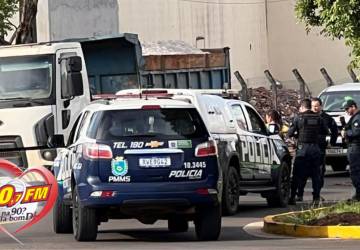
<box><xmin>321</xmin><ymin>83</ymin><xmax>360</xmax><ymax>93</ymax></box>
<box><xmin>116</xmin><ymin>88</ymin><xmax>250</xmax><ymax>106</ymax></box>
<box><xmin>85</xmin><ymin>97</ymin><xmax>195</xmax><ymax>112</ymax></box>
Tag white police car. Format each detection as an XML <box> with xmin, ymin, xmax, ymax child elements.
<box><xmin>51</xmin><ymin>95</ymin><xmax>222</xmax><ymax>241</ymax></box>
<box><xmin>118</xmin><ymin>89</ymin><xmax>292</xmax><ymax>215</ymax></box>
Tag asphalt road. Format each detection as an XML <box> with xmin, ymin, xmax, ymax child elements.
<box><xmin>1</xmin><ymin>168</ymin><xmax>359</xmax><ymax>250</ymax></box>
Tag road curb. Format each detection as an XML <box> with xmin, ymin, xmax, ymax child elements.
<box><xmin>263</xmin><ymin>210</ymin><xmax>360</xmax><ymax>239</ymax></box>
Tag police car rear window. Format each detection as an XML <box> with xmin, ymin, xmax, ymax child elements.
<box><xmin>86</xmin><ymin>108</ymin><xmax>208</xmax><ymax>140</ymax></box>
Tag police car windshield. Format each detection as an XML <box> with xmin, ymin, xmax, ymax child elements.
<box><xmin>87</xmin><ymin>108</ymin><xmax>208</xmax><ymax>140</ymax></box>
<box><xmin>320</xmin><ymin>91</ymin><xmax>360</xmax><ymax>112</ymax></box>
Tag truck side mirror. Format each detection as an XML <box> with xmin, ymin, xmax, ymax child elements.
<box><xmin>47</xmin><ymin>134</ymin><xmax>65</xmax><ymax>148</ymax></box>
<box><xmin>268</xmin><ymin>123</ymin><xmax>280</xmax><ymax>135</ymax></box>
<box><xmin>62</xmin><ymin>56</ymin><xmax>84</xmax><ymax>99</ymax></box>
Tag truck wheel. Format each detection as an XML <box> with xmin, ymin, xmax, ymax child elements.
<box><xmin>331</xmin><ymin>162</ymin><xmax>348</xmax><ymax>172</ymax></box>
<box><xmin>72</xmin><ymin>189</ymin><xmax>98</xmax><ymax>241</ymax></box>
<box><xmin>168</xmin><ymin>217</ymin><xmax>189</xmax><ymax>233</ymax></box>
<box><xmin>266</xmin><ymin>161</ymin><xmax>290</xmax><ymax>207</ymax></box>
<box><xmin>194</xmin><ymin>205</ymin><xmax>221</xmax><ymax>241</ymax></box>
<box><xmin>53</xmin><ymin>197</ymin><xmax>73</xmax><ymax>234</ymax></box>
<box><xmin>222</xmin><ymin>166</ymin><xmax>240</xmax><ymax>216</ymax></box>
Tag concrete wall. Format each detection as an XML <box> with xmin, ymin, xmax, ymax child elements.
<box><xmin>118</xmin><ymin>0</ymin><xmax>270</xmax><ymax>88</ymax></box>
<box><xmin>34</xmin><ymin>0</ymin><xmax>352</xmax><ymax>94</ymax></box>
<box><xmin>267</xmin><ymin>0</ymin><xmax>351</xmax><ymax>95</ymax></box>
<box><xmin>37</xmin><ymin>0</ymin><xmax>119</xmax><ymax>41</ymax></box>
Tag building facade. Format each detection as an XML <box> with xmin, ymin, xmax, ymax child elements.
<box><xmin>36</xmin><ymin>0</ymin><xmax>352</xmax><ymax>94</ymax></box>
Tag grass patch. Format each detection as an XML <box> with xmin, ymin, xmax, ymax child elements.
<box><xmin>274</xmin><ymin>201</ymin><xmax>360</xmax><ymax>225</ymax></box>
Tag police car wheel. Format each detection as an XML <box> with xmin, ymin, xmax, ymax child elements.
<box><xmin>266</xmin><ymin>161</ymin><xmax>290</xmax><ymax>207</ymax></box>
<box><xmin>222</xmin><ymin>166</ymin><xmax>240</xmax><ymax>216</ymax></box>
<box><xmin>168</xmin><ymin>217</ymin><xmax>189</xmax><ymax>233</ymax></box>
<box><xmin>194</xmin><ymin>205</ymin><xmax>221</xmax><ymax>241</ymax></box>
<box><xmin>53</xmin><ymin>197</ymin><xmax>73</xmax><ymax>234</ymax></box>
<box><xmin>72</xmin><ymin>189</ymin><xmax>98</xmax><ymax>241</ymax></box>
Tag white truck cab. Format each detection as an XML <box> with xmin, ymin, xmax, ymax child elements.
<box><xmin>0</xmin><ymin>42</ymin><xmax>90</xmax><ymax>168</ymax></box>
<box><xmin>0</xmin><ymin>34</ymin><xmax>142</xmax><ymax>169</ymax></box>
<box><xmin>318</xmin><ymin>82</ymin><xmax>360</xmax><ymax>171</ymax></box>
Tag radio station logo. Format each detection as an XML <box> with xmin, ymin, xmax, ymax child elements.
<box><xmin>0</xmin><ymin>159</ymin><xmax>58</xmax><ymax>244</ymax></box>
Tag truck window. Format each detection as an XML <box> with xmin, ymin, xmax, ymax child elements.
<box><xmin>245</xmin><ymin>106</ymin><xmax>267</xmax><ymax>135</ymax></box>
<box><xmin>0</xmin><ymin>55</ymin><xmax>54</xmax><ymax>101</ymax></box>
<box><xmin>230</xmin><ymin>104</ymin><xmax>248</xmax><ymax>130</ymax></box>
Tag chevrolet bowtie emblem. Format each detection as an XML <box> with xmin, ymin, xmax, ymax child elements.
<box><xmin>145</xmin><ymin>141</ymin><xmax>164</xmax><ymax>148</ymax></box>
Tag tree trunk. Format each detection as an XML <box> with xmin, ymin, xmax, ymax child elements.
<box><xmin>15</xmin><ymin>0</ymin><xmax>38</xmax><ymax>44</ymax></box>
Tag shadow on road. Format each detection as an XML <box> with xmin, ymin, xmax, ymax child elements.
<box><xmin>97</xmin><ymin>225</ymin><xmax>284</xmax><ymax>242</ymax></box>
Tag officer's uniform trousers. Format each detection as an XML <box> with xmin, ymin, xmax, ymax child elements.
<box><xmin>348</xmin><ymin>144</ymin><xmax>360</xmax><ymax>196</ymax></box>
<box><xmin>291</xmin><ymin>143</ymin><xmax>322</xmax><ymax>199</ymax></box>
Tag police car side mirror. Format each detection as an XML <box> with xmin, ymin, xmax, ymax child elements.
<box><xmin>268</xmin><ymin>124</ymin><xmax>280</xmax><ymax>135</ymax></box>
<box><xmin>47</xmin><ymin>135</ymin><xmax>65</xmax><ymax>148</ymax></box>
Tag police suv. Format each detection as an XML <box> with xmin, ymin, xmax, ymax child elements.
<box><xmin>319</xmin><ymin>83</ymin><xmax>360</xmax><ymax>171</ymax></box>
<box><xmin>118</xmin><ymin>89</ymin><xmax>292</xmax><ymax>215</ymax></box>
<box><xmin>50</xmin><ymin>96</ymin><xmax>222</xmax><ymax>241</ymax></box>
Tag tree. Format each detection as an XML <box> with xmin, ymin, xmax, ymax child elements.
<box><xmin>0</xmin><ymin>0</ymin><xmax>37</xmax><ymax>45</ymax></box>
<box><xmin>0</xmin><ymin>0</ymin><xmax>19</xmax><ymax>44</ymax></box>
<box><xmin>295</xmin><ymin>0</ymin><xmax>360</xmax><ymax>69</ymax></box>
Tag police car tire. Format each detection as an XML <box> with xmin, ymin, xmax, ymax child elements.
<box><xmin>168</xmin><ymin>217</ymin><xmax>189</xmax><ymax>233</ymax></box>
<box><xmin>72</xmin><ymin>189</ymin><xmax>98</xmax><ymax>241</ymax></box>
<box><xmin>222</xmin><ymin>166</ymin><xmax>240</xmax><ymax>216</ymax></box>
<box><xmin>194</xmin><ymin>205</ymin><xmax>221</xmax><ymax>241</ymax></box>
<box><xmin>53</xmin><ymin>197</ymin><xmax>73</xmax><ymax>234</ymax></box>
<box><xmin>266</xmin><ymin>161</ymin><xmax>290</xmax><ymax>208</ymax></box>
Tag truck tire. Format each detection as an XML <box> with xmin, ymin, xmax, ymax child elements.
<box><xmin>222</xmin><ymin>166</ymin><xmax>240</xmax><ymax>216</ymax></box>
<box><xmin>72</xmin><ymin>189</ymin><xmax>98</xmax><ymax>241</ymax></box>
<box><xmin>168</xmin><ymin>217</ymin><xmax>189</xmax><ymax>233</ymax></box>
<box><xmin>331</xmin><ymin>162</ymin><xmax>348</xmax><ymax>172</ymax></box>
<box><xmin>266</xmin><ymin>161</ymin><xmax>290</xmax><ymax>207</ymax></box>
<box><xmin>53</xmin><ymin>197</ymin><xmax>73</xmax><ymax>234</ymax></box>
<box><xmin>194</xmin><ymin>205</ymin><xmax>221</xmax><ymax>241</ymax></box>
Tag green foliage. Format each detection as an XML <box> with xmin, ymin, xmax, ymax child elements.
<box><xmin>275</xmin><ymin>201</ymin><xmax>360</xmax><ymax>225</ymax></box>
<box><xmin>0</xmin><ymin>0</ymin><xmax>19</xmax><ymax>37</ymax></box>
<box><xmin>295</xmin><ymin>0</ymin><xmax>360</xmax><ymax>68</ymax></box>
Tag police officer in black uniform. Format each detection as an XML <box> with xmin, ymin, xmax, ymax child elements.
<box><xmin>343</xmin><ymin>100</ymin><xmax>360</xmax><ymax>201</ymax></box>
<box><xmin>288</xmin><ymin>99</ymin><xmax>328</xmax><ymax>205</ymax></box>
<box><xmin>295</xmin><ymin>97</ymin><xmax>338</xmax><ymax>201</ymax></box>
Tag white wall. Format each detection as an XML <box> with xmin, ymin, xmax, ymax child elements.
<box><xmin>267</xmin><ymin>0</ymin><xmax>351</xmax><ymax>94</ymax></box>
<box><xmin>118</xmin><ymin>0</ymin><xmax>270</xmax><ymax>88</ymax></box>
<box><xmin>35</xmin><ymin>0</ymin><xmax>352</xmax><ymax>93</ymax></box>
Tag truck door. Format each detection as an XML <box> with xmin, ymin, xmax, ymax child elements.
<box><xmin>55</xmin><ymin>51</ymin><xmax>89</xmax><ymax>145</ymax></box>
<box><xmin>243</xmin><ymin>105</ymin><xmax>272</xmax><ymax>179</ymax></box>
<box><xmin>229</xmin><ymin>104</ymin><xmax>254</xmax><ymax>180</ymax></box>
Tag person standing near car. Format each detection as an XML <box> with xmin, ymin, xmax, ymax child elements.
<box><xmin>295</xmin><ymin>97</ymin><xmax>338</xmax><ymax>202</ymax></box>
<box><xmin>343</xmin><ymin>100</ymin><xmax>360</xmax><ymax>201</ymax></box>
<box><xmin>265</xmin><ymin>109</ymin><xmax>289</xmax><ymax>139</ymax></box>
<box><xmin>288</xmin><ymin>99</ymin><xmax>328</xmax><ymax>205</ymax></box>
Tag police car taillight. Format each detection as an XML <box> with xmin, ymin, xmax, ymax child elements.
<box><xmin>195</xmin><ymin>140</ymin><xmax>217</xmax><ymax>157</ymax></box>
<box><xmin>83</xmin><ymin>143</ymin><xmax>113</xmax><ymax>159</ymax></box>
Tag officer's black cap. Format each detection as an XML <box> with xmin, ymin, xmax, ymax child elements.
<box><xmin>343</xmin><ymin>99</ymin><xmax>357</xmax><ymax>110</ymax></box>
